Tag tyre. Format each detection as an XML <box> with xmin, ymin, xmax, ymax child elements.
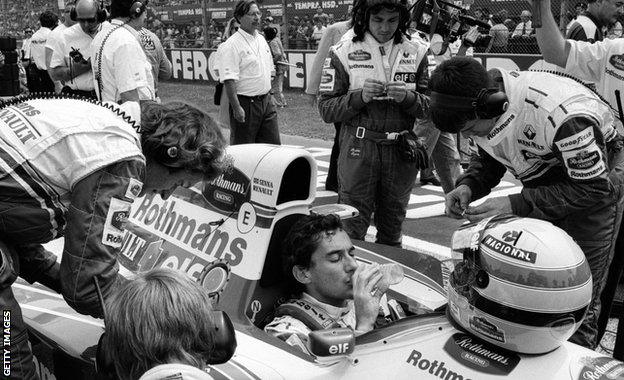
<box><xmin>2</xmin><ymin>50</ymin><xmax>18</xmax><ymax>64</ymax></box>
<box><xmin>0</xmin><ymin>79</ymin><xmax>20</xmax><ymax>97</ymax></box>
<box><xmin>0</xmin><ymin>63</ymin><xmax>19</xmax><ymax>81</ymax></box>
<box><xmin>0</xmin><ymin>36</ymin><xmax>17</xmax><ymax>51</ymax></box>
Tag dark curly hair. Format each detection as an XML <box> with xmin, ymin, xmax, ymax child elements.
<box><xmin>428</xmin><ymin>56</ymin><xmax>492</xmax><ymax>133</ymax></box>
<box><xmin>352</xmin><ymin>0</ymin><xmax>411</xmax><ymax>44</ymax></box>
<box><xmin>282</xmin><ymin>214</ymin><xmax>343</xmax><ymax>295</ymax></box>
<box><xmin>140</xmin><ymin>101</ymin><xmax>229</xmax><ymax>180</ymax></box>
<box><xmin>233</xmin><ymin>0</ymin><xmax>257</xmax><ymax>23</ymax></box>
<box><xmin>39</xmin><ymin>10</ymin><xmax>59</xmax><ymax>29</ymax></box>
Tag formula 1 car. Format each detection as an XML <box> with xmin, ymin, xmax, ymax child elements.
<box><xmin>12</xmin><ymin>145</ymin><xmax>624</xmax><ymax>380</ymax></box>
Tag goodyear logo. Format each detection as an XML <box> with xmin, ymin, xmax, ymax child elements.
<box><xmin>348</xmin><ymin>49</ymin><xmax>372</xmax><ymax>61</ymax></box>
<box><xmin>482</xmin><ymin>234</ymin><xmax>536</xmax><ymax>263</ymax></box>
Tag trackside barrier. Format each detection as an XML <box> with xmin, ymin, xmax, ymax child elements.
<box><xmin>167</xmin><ymin>48</ymin><xmax>560</xmax><ymax>89</ymax></box>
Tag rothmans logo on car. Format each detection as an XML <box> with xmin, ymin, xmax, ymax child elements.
<box><xmin>347</xmin><ymin>49</ymin><xmax>372</xmax><ymax>61</ymax></box>
<box><xmin>523</xmin><ymin>124</ymin><xmax>536</xmax><ymax>140</ymax></box>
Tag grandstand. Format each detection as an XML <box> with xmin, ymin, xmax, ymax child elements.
<box><xmin>0</xmin><ymin>0</ymin><xmax>59</xmax><ymax>37</ymax></box>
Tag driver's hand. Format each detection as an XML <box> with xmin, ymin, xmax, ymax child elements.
<box><xmin>386</xmin><ymin>81</ymin><xmax>407</xmax><ymax>103</ymax></box>
<box><xmin>464</xmin><ymin>196</ymin><xmax>512</xmax><ymax>222</ymax></box>
<box><xmin>445</xmin><ymin>184</ymin><xmax>472</xmax><ymax>219</ymax></box>
<box><xmin>361</xmin><ymin>78</ymin><xmax>386</xmax><ymax>103</ymax></box>
<box><xmin>353</xmin><ymin>264</ymin><xmax>383</xmax><ymax>333</ymax></box>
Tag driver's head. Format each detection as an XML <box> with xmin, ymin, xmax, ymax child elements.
<box><xmin>139</xmin><ymin>101</ymin><xmax>228</xmax><ymax>200</ymax></box>
<box><xmin>429</xmin><ymin>56</ymin><xmax>494</xmax><ymax>134</ymax></box>
<box><xmin>105</xmin><ymin>268</ymin><xmax>216</xmax><ymax>379</ymax></box>
<box><xmin>282</xmin><ymin>214</ymin><xmax>358</xmax><ymax>307</ymax></box>
<box><xmin>352</xmin><ymin>0</ymin><xmax>410</xmax><ymax>43</ymax></box>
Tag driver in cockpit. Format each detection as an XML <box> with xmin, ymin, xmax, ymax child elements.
<box><xmin>264</xmin><ymin>214</ymin><xmax>401</xmax><ymax>353</ymax></box>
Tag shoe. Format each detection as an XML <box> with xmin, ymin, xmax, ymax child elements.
<box><xmin>420</xmin><ymin>176</ymin><xmax>442</xmax><ymax>186</ymax></box>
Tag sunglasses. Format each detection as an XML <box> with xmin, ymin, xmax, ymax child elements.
<box><xmin>77</xmin><ymin>17</ymin><xmax>97</xmax><ymax>23</ymax></box>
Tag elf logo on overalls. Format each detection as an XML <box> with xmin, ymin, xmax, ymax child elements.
<box><xmin>393</xmin><ymin>72</ymin><xmax>417</xmax><ymax>83</ymax></box>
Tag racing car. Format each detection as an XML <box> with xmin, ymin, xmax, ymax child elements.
<box><xmin>12</xmin><ymin>144</ymin><xmax>624</xmax><ymax>380</ymax></box>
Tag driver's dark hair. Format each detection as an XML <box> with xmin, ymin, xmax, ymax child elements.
<box><xmin>282</xmin><ymin>214</ymin><xmax>343</xmax><ymax>295</ymax></box>
<box><xmin>428</xmin><ymin>56</ymin><xmax>491</xmax><ymax>133</ymax></box>
<box><xmin>39</xmin><ymin>10</ymin><xmax>59</xmax><ymax>28</ymax></box>
<box><xmin>352</xmin><ymin>0</ymin><xmax>410</xmax><ymax>44</ymax></box>
<box><xmin>234</xmin><ymin>0</ymin><xmax>257</xmax><ymax>23</ymax></box>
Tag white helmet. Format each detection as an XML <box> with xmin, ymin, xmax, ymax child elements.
<box><xmin>447</xmin><ymin>214</ymin><xmax>592</xmax><ymax>354</ymax></box>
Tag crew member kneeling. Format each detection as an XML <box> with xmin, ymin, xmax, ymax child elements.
<box><xmin>0</xmin><ymin>95</ymin><xmax>228</xmax><ymax>379</ymax></box>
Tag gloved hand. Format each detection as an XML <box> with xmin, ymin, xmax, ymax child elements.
<box><xmin>397</xmin><ymin>130</ymin><xmax>429</xmax><ymax>169</ymax></box>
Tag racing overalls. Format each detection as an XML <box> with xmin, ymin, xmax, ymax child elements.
<box><xmin>318</xmin><ymin>31</ymin><xmax>430</xmax><ymax>245</ymax></box>
<box><xmin>0</xmin><ymin>97</ymin><xmax>145</xmax><ymax>379</ymax></box>
<box><xmin>457</xmin><ymin>69</ymin><xmax>624</xmax><ymax>349</ymax></box>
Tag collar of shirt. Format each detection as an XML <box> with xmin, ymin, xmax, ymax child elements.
<box><xmin>238</xmin><ymin>28</ymin><xmax>259</xmax><ymax>40</ymax></box>
<box><xmin>301</xmin><ymin>292</ymin><xmax>353</xmax><ymax>321</ymax></box>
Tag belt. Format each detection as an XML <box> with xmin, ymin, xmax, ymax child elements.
<box><xmin>346</xmin><ymin>125</ymin><xmax>402</xmax><ymax>142</ymax></box>
<box><xmin>238</xmin><ymin>93</ymin><xmax>269</xmax><ymax>101</ymax></box>
<box><xmin>61</xmin><ymin>86</ymin><xmax>97</xmax><ymax>100</ymax></box>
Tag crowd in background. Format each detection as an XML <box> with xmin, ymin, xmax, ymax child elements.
<box><xmin>5</xmin><ymin>0</ymin><xmax>624</xmax><ymax>54</ymax></box>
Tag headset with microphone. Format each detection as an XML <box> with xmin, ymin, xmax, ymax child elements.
<box><xmin>430</xmin><ymin>88</ymin><xmax>509</xmax><ymax>119</ymax></box>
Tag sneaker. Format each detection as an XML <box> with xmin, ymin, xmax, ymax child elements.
<box><xmin>420</xmin><ymin>175</ymin><xmax>442</xmax><ymax>186</ymax></box>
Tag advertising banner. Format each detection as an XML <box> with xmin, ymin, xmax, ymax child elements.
<box><xmin>167</xmin><ymin>48</ymin><xmax>558</xmax><ymax>89</ymax></box>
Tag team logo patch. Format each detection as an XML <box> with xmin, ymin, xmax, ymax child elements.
<box><xmin>482</xmin><ymin>234</ymin><xmax>537</xmax><ymax>263</ymax></box>
<box><xmin>347</xmin><ymin>146</ymin><xmax>362</xmax><ymax>159</ymax></box>
<box><xmin>393</xmin><ymin>72</ymin><xmax>417</xmax><ymax>83</ymax></box>
<box><xmin>567</xmin><ymin>150</ymin><xmax>601</xmax><ymax>170</ymax></box>
<box><xmin>470</xmin><ymin>316</ymin><xmax>506</xmax><ymax>343</ymax></box>
<box><xmin>609</xmin><ymin>54</ymin><xmax>624</xmax><ymax>71</ymax></box>
<box><xmin>319</xmin><ymin>69</ymin><xmax>335</xmax><ymax>92</ymax></box>
<box><xmin>347</xmin><ymin>49</ymin><xmax>372</xmax><ymax>61</ymax></box>
<box><xmin>323</xmin><ymin>57</ymin><xmax>331</xmax><ymax>68</ymax></box>
<box><xmin>523</xmin><ymin>124</ymin><xmax>536</xmax><ymax>140</ymax></box>
<box><xmin>443</xmin><ymin>333</ymin><xmax>521</xmax><ymax>375</ymax></box>
<box><xmin>125</xmin><ymin>178</ymin><xmax>143</xmax><ymax>199</ymax></box>
<box><xmin>556</xmin><ymin>128</ymin><xmax>594</xmax><ymax>151</ymax></box>
<box><xmin>102</xmin><ymin>198</ymin><xmax>132</xmax><ymax>248</ymax></box>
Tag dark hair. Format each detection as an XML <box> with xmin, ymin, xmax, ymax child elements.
<box><xmin>140</xmin><ymin>101</ymin><xmax>229</xmax><ymax>180</ymax></box>
<box><xmin>234</xmin><ymin>0</ymin><xmax>257</xmax><ymax>22</ymax></box>
<box><xmin>428</xmin><ymin>56</ymin><xmax>491</xmax><ymax>133</ymax></box>
<box><xmin>352</xmin><ymin>0</ymin><xmax>410</xmax><ymax>44</ymax></box>
<box><xmin>105</xmin><ymin>268</ymin><xmax>215</xmax><ymax>379</ymax></box>
<box><xmin>282</xmin><ymin>214</ymin><xmax>343</xmax><ymax>295</ymax></box>
<box><xmin>263</xmin><ymin>26</ymin><xmax>277</xmax><ymax>40</ymax></box>
<box><xmin>39</xmin><ymin>10</ymin><xmax>59</xmax><ymax>28</ymax></box>
<box><xmin>110</xmin><ymin>0</ymin><xmax>146</xmax><ymax>19</ymax></box>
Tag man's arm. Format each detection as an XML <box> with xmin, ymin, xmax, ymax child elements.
<box><xmin>154</xmin><ymin>36</ymin><xmax>172</xmax><ymax>81</ymax></box>
<box><xmin>49</xmin><ymin>61</ymin><xmax>92</xmax><ymax>83</ymax></box>
<box><xmin>113</xmin><ymin>41</ymin><xmax>154</xmax><ymax>102</ymax></box>
<box><xmin>317</xmin><ymin>49</ymin><xmax>366</xmax><ymax>124</ymax></box>
<box><xmin>534</xmin><ymin>0</ymin><xmax>569</xmax><ymax>67</ymax></box>
<box><xmin>456</xmin><ymin>146</ymin><xmax>507</xmax><ymax>200</ymax></box>
<box><xmin>509</xmin><ymin>117</ymin><xmax>612</xmax><ymax>219</ymax></box>
<box><xmin>305</xmin><ymin>23</ymin><xmax>343</xmax><ymax>95</ymax></box>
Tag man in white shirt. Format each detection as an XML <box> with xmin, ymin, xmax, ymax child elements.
<box><xmin>90</xmin><ymin>0</ymin><xmax>155</xmax><ymax>103</ymax></box>
<box><xmin>49</xmin><ymin>0</ymin><xmax>108</xmax><ymax>99</ymax></box>
<box><xmin>45</xmin><ymin>2</ymin><xmax>77</xmax><ymax>93</ymax></box>
<box><xmin>511</xmin><ymin>10</ymin><xmax>533</xmax><ymax>37</ymax></box>
<box><xmin>27</xmin><ymin>10</ymin><xmax>58</xmax><ymax>93</ymax></box>
<box><xmin>218</xmin><ymin>0</ymin><xmax>280</xmax><ymax>145</ymax></box>
<box><xmin>265</xmin><ymin>214</ymin><xmax>389</xmax><ymax>354</ymax></box>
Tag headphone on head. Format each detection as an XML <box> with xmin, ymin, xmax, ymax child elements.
<box><xmin>70</xmin><ymin>0</ymin><xmax>107</xmax><ymax>22</ymax></box>
<box><xmin>430</xmin><ymin>88</ymin><xmax>509</xmax><ymax>119</ymax></box>
<box><xmin>129</xmin><ymin>0</ymin><xmax>148</xmax><ymax>19</ymax></box>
